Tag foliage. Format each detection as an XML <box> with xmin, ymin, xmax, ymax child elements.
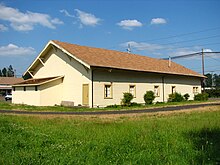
<box><xmin>205</xmin><ymin>89</ymin><xmax>220</xmax><ymax>98</ymax></box>
<box><xmin>0</xmin><ymin>65</ymin><xmax>15</xmax><ymax>77</ymax></box>
<box><xmin>194</xmin><ymin>93</ymin><xmax>209</xmax><ymax>101</ymax></box>
<box><xmin>0</xmin><ymin>110</ymin><xmax>220</xmax><ymax>164</ymax></box>
<box><xmin>204</xmin><ymin>73</ymin><xmax>220</xmax><ymax>88</ymax></box>
<box><xmin>144</xmin><ymin>91</ymin><xmax>155</xmax><ymax>104</ymax></box>
<box><xmin>168</xmin><ymin>92</ymin><xmax>184</xmax><ymax>102</ymax></box>
<box><xmin>205</xmin><ymin>73</ymin><xmax>213</xmax><ymax>87</ymax></box>
<box><xmin>183</xmin><ymin>93</ymin><xmax>190</xmax><ymax>101</ymax></box>
<box><xmin>121</xmin><ymin>92</ymin><xmax>134</xmax><ymax>106</ymax></box>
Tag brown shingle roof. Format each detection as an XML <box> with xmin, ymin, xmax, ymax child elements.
<box><xmin>14</xmin><ymin>76</ymin><xmax>61</xmax><ymax>86</ymax></box>
<box><xmin>0</xmin><ymin>77</ymin><xmax>23</xmax><ymax>85</ymax></box>
<box><xmin>52</xmin><ymin>40</ymin><xmax>203</xmax><ymax>78</ymax></box>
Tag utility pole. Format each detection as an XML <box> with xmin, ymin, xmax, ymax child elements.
<box><xmin>201</xmin><ymin>49</ymin><xmax>205</xmax><ymax>91</ymax></box>
<box><xmin>202</xmin><ymin>49</ymin><xmax>205</xmax><ymax>76</ymax></box>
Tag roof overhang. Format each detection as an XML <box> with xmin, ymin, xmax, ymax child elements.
<box><xmin>91</xmin><ymin>66</ymin><xmax>206</xmax><ymax>79</ymax></box>
<box><xmin>12</xmin><ymin>76</ymin><xmax>64</xmax><ymax>87</ymax></box>
<box><xmin>23</xmin><ymin>40</ymin><xmax>90</xmax><ymax>77</ymax></box>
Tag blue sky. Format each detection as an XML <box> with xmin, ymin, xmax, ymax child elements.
<box><xmin>0</xmin><ymin>0</ymin><xmax>220</xmax><ymax>76</ymax></box>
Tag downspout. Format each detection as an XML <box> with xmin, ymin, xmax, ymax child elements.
<box><xmin>91</xmin><ymin>69</ymin><xmax>94</xmax><ymax>108</ymax></box>
<box><xmin>162</xmin><ymin>76</ymin><xmax>165</xmax><ymax>102</ymax></box>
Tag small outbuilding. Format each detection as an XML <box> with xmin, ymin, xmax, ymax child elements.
<box><xmin>12</xmin><ymin>40</ymin><xmax>204</xmax><ymax>107</ymax></box>
<box><xmin>0</xmin><ymin>77</ymin><xmax>23</xmax><ymax>96</ymax></box>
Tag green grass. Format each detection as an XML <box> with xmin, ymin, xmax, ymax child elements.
<box><xmin>0</xmin><ymin>100</ymin><xmax>214</xmax><ymax>112</ymax></box>
<box><xmin>0</xmin><ymin>108</ymin><xmax>220</xmax><ymax>164</ymax></box>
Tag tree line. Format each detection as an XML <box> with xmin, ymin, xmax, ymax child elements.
<box><xmin>205</xmin><ymin>73</ymin><xmax>220</xmax><ymax>88</ymax></box>
<box><xmin>0</xmin><ymin>65</ymin><xmax>15</xmax><ymax>77</ymax></box>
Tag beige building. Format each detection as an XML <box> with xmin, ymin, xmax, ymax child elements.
<box><xmin>12</xmin><ymin>40</ymin><xmax>204</xmax><ymax>107</ymax></box>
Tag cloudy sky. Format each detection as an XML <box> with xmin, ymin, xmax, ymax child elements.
<box><xmin>1</xmin><ymin>0</ymin><xmax>220</xmax><ymax>76</ymax></box>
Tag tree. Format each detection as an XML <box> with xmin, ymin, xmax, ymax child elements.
<box><xmin>7</xmin><ymin>65</ymin><xmax>14</xmax><ymax>77</ymax></box>
<box><xmin>0</xmin><ymin>69</ymin><xmax>2</xmax><ymax>77</ymax></box>
<box><xmin>2</xmin><ymin>68</ymin><xmax>7</xmax><ymax>77</ymax></box>
<box><xmin>205</xmin><ymin>73</ymin><xmax>212</xmax><ymax>87</ymax></box>
<box><xmin>214</xmin><ymin>74</ymin><xmax>220</xmax><ymax>88</ymax></box>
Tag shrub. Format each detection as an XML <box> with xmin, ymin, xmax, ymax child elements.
<box><xmin>183</xmin><ymin>93</ymin><xmax>190</xmax><ymax>101</ymax></box>
<box><xmin>144</xmin><ymin>91</ymin><xmax>155</xmax><ymax>105</ymax></box>
<box><xmin>205</xmin><ymin>89</ymin><xmax>220</xmax><ymax>98</ymax></box>
<box><xmin>121</xmin><ymin>92</ymin><xmax>133</xmax><ymax>106</ymax></box>
<box><xmin>194</xmin><ymin>93</ymin><xmax>209</xmax><ymax>101</ymax></box>
<box><xmin>168</xmin><ymin>92</ymin><xmax>184</xmax><ymax>102</ymax></box>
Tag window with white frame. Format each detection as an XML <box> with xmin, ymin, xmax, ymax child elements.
<box><xmin>154</xmin><ymin>86</ymin><xmax>160</xmax><ymax>97</ymax></box>
<box><xmin>104</xmin><ymin>84</ymin><xmax>112</xmax><ymax>98</ymax></box>
<box><xmin>193</xmin><ymin>87</ymin><xmax>199</xmax><ymax>94</ymax></box>
<box><xmin>129</xmin><ymin>85</ymin><xmax>136</xmax><ymax>97</ymax></box>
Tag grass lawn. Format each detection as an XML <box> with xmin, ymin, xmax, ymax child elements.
<box><xmin>0</xmin><ymin>107</ymin><xmax>220</xmax><ymax>164</ymax></box>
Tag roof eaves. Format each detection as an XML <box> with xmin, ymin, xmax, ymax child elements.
<box><xmin>12</xmin><ymin>76</ymin><xmax>64</xmax><ymax>87</ymax></box>
<box><xmin>51</xmin><ymin>40</ymin><xmax>91</xmax><ymax>69</ymax></box>
<box><xmin>91</xmin><ymin>65</ymin><xmax>205</xmax><ymax>78</ymax></box>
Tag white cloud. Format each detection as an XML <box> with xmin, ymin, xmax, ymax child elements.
<box><xmin>0</xmin><ymin>4</ymin><xmax>63</xmax><ymax>31</ymax></box>
<box><xmin>117</xmin><ymin>20</ymin><xmax>143</xmax><ymax>30</ymax></box>
<box><xmin>74</xmin><ymin>9</ymin><xmax>101</xmax><ymax>27</ymax></box>
<box><xmin>203</xmin><ymin>49</ymin><xmax>212</xmax><ymax>52</ymax></box>
<box><xmin>0</xmin><ymin>24</ymin><xmax>8</xmax><ymax>31</ymax></box>
<box><xmin>60</xmin><ymin>9</ymin><xmax>75</xmax><ymax>18</ymax></box>
<box><xmin>121</xmin><ymin>41</ymin><xmax>164</xmax><ymax>51</ymax></box>
<box><xmin>0</xmin><ymin>44</ymin><xmax>36</xmax><ymax>56</ymax></box>
<box><xmin>151</xmin><ymin>18</ymin><xmax>167</xmax><ymax>25</ymax></box>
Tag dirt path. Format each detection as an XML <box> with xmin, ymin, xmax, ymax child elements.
<box><xmin>0</xmin><ymin>102</ymin><xmax>220</xmax><ymax>116</ymax></box>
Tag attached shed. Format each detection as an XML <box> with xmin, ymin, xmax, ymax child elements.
<box><xmin>12</xmin><ymin>40</ymin><xmax>204</xmax><ymax>107</ymax></box>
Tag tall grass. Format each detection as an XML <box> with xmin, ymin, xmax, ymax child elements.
<box><xmin>0</xmin><ymin>109</ymin><xmax>220</xmax><ymax>164</ymax></box>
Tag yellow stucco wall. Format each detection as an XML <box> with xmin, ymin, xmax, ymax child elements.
<box><xmin>12</xmin><ymin>86</ymin><xmax>40</xmax><ymax>105</ymax></box>
<box><xmin>93</xmin><ymin>69</ymin><xmax>201</xmax><ymax>107</ymax></box>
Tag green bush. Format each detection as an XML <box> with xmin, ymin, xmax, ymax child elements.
<box><xmin>168</xmin><ymin>92</ymin><xmax>184</xmax><ymax>102</ymax></box>
<box><xmin>194</xmin><ymin>93</ymin><xmax>209</xmax><ymax>101</ymax></box>
<box><xmin>183</xmin><ymin>93</ymin><xmax>190</xmax><ymax>101</ymax></box>
<box><xmin>205</xmin><ymin>89</ymin><xmax>220</xmax><ymax>98</ymax></box>
<box><xmin>144</xmin><ymin>91</ymin><xmax>155</xmax><ymax>105</ymax></box>
<box><xmin>121</xmin><ymin>92</ymin><xmax>133</xmax><ymax>106</ymax></box>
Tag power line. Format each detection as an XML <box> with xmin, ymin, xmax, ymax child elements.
<box><xmin>163</xmin><ymin>51</ymin><xmax>220</xmax><ymax>60</ymax></box>
<box><xmin>106</xmin><ymin>26</ymin><xmax>220</xmax><ymax>50</ymax></box>
<box><xmin>143</xmin><ymin>26</ymin><xmax>220</xmax><ymax>42</ymax></box>
<box><xmin>159</xmin><ymin>34</ymin><xmax>220</xmax><ymax>46</ymax></box>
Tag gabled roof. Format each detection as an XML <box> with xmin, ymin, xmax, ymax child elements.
<box><xmin>24</xmin><ymin>40</ymin><xmax>204</xmax><ymax>78</ymax></box>
<box><xmin>13</xmin><ymin>76</ymin><xmax>63</xmax><ymax>86</ymax></box>
<box><xmin>0</xmin><ymin>77</ymin><xmax>23</xmax><ymax>85</ymax></box>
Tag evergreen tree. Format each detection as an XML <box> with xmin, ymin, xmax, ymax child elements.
<box><xmin>0</xmin><ymin>69</ymin><xmax>2</xmax><ymax>77</ymax></box>
<box><xmin>2</xmin><ymin>68</ymin><xmax>7</xmax><ymax>77</ymax></box>
<box><xmin>7</xmin><ymin>65</ymin><xmax>14</xmax><ymax>77</ymax></box>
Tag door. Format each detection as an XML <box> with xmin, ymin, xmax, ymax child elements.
<box><xmin>82</xmin><ymin>84</ymin><xmax>89</xmax><ymax>105</ymax></box>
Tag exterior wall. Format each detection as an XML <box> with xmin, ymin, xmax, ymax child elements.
<box><xmin>13</xmin><ymin>48</ymin><xmax>91</xmax><ymax>106</ymax></box>
<box><xmin>12</xmin><ymin>86</ymin><xmax>40</xmax><ymax>106</ymax></box>
<box><xmin>93</xmin><ymin>69</ymin><xmax>201</xmax><ymax>107</ymax></box>
<box><xmin>40</xmin><ymin>78</ymin><xmax>63</xmax><ymax>106</ymax></box>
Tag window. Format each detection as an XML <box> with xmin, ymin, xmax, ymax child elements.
<box><xmin>129</xmin><ymin>85</ymin><xmax>136</xmax><ymax>97</ymax></box>
<box><xmin>35</xmin><ymin>86</ymin><xmax>38</xmax><ymax>91</ymax></box>
<box><xmin>24</xmin><ymin>86</ymin><xmax>26</xmax><ymax>91</ymax></box>
<box><xmin>154</xmin><ymin>86</ymin><xmax>160</xmax><ymax>97</ymax></box>
<box><xmin>193</xmin><ymin>87</ymin><xmax>199</xmax><ymax>94</ymax></box>
<box><xmin>104</xmin><ymin>84</ymin><xmax>112</xmax><ymax>98</ymax></box>
<box><xmin>172</xmin><ymin>86</ymin><xmax>176</xmax><ymax>94</ymax></box>
<box><xmin>13</xmin><ymin>87</ymin><xmax>15</xmax><ymax>91</ymax></box>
